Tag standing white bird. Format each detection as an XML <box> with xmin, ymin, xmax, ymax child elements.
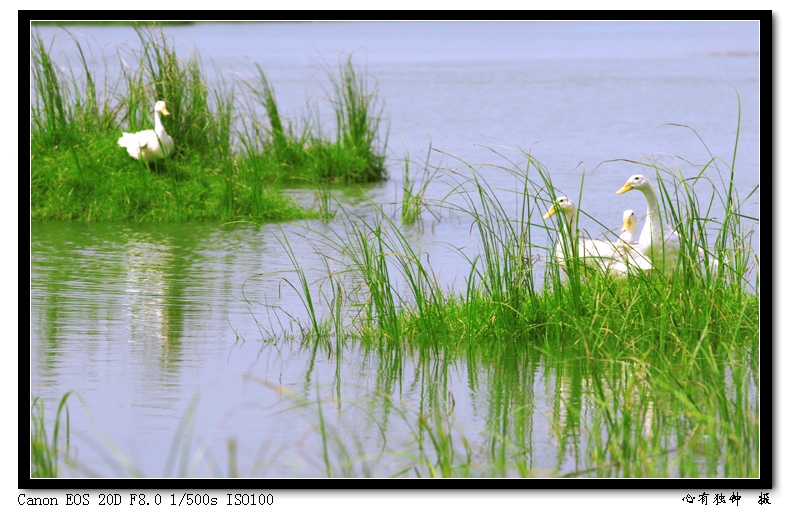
<box><xmin>543</xmin><ymin>196</ymin><xmax>620</xmax><ymax>276</ymax></box>
<box><xmin>616</xmin><ymin>174</ymin><xmax>681</xmax><ymax>276</ymax></box>
<box><xmin>118</xmin><ymin>100</ymin><xmax>174</xmax><ymax>164</ymax></box>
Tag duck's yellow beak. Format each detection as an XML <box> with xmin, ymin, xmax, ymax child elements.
<box><xmin>160</xmin><ymin>105</ymin><xmax>170</xmax><ymax>116</ymax></box>
<box><xmin>542</xmin><ymin>205</ymin><xmax>557</xmax><ymax>220</ymax></box>
<box><xmin>616</xmin><ymin>182</ymin><xmax>632</xmax><ymax>194</ymax></box>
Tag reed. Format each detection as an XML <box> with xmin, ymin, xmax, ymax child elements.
<box><xmin>399</xmin><ymin>142</ymin><xmax>442</xmax><ymax>227</ymax></box>
<box><xmin>30</xmin><ymin>392</ymin><xmax>74</xmax><ymax>478</ymax></box>
<box><xmin>236</xmin><ymin>57</ymin><xmax>388</xmax><ymax>186</ymax></box>
<box><xmin>328</xmin><ymin>56</ymin><xmax>388</xmax><ymax>183</ymax></box>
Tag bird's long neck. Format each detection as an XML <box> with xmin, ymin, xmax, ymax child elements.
<box><xmin>563</xmin><ymin>210</ymin><xmax>579</xmax><ymax>245</ymax></box>
<box><xmin>154</xmin><ymin>111</ymin><xmax>165</xmax><ymax>136</ymax></box>
<box><xmin>640</xmin><ymin>183</ymin><xmax>661</xmax><ymax>246</ymax></box>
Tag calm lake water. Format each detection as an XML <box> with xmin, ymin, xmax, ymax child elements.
<box><xmin>30</xmin><ymin>21</ymin><xmax>760</xmax><ymax>477</ymax></box>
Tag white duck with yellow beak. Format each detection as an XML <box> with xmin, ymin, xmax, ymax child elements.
<box><xmin>616</xmin><ymin>174</ymin><xmax>680</xmax><ymax>275</ymax></box>
<box><xmin>543</xmin><ymin>196</ymin><xmax>620</xmax><ymax>275</ymax></box>
<box><xmin>608</xmin><ymin>209</ymin><xmax>652</xmax><ymax>277</ymax></box>
<box><xmin>118</xmin><ymin>100</ymin><xmax>174</xmax><ymax>164</ymax></box>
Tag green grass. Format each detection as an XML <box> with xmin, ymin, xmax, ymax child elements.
<box><xmin>30</xmin><ymin>392</ymin><xmax>74</xmax><ymax>478</ymax></box>
<box><xmin>399</xmin><ymin>141</ymin><xmax>441</xmax><ymax>226</ymax></box>
<box><xmin>30</xmin><ymin>25</ymin><xmax>388</xmax><ymax>223</ymax></box>
<box><xmin>236</xmin><ymin>58</ymin><xmax>386</xmax><ymax>186</ymax></box>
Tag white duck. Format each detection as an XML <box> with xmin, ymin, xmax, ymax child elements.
<box><xmin>616</xmin><ymin>174</ymin><xmax>680</xmax><ymax>276</ymax></box>
<box><xmin>608</xmin><ymin>209</ymin><xmax>652</xmax><ymax>277</ymax></box>
<box><xmin>543</xmin><ymin>196</ymin><xmax>620</xmax><ymax>276</ymax></box>
<box><xmin>617</xmin><ymin>209</ymin><xmax>639</xmax><ymax>247</ymax></box>
<box><xmin>118</xmin><ymin>100</ymin><xmax>174</xmax><ymax>164</ymax></box>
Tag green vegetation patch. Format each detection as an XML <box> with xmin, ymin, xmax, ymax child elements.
<box><xmin>31</xmin><ymin>25</ymin><xmax>388</xmax><ymax>223</ymax></box>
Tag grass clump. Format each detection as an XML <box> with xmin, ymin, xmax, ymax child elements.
<box><xmin>30</xmin><ymin>392</ymin><xmax>75</xmax><ymax>478</ymax></box>
<box><xmin>237</xmin><ymin>57</ymin><xmax>386</xmax><ymax>186</ymax></box>
<box><xmin>30</xmin><ymin>26</ymin><xmax>388</xmax><ymax>223</ymax></box>
<box><xmin>399</xmin><ymin>142</ymin><xmax>441</xmax><ymax>226</ymax></box>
